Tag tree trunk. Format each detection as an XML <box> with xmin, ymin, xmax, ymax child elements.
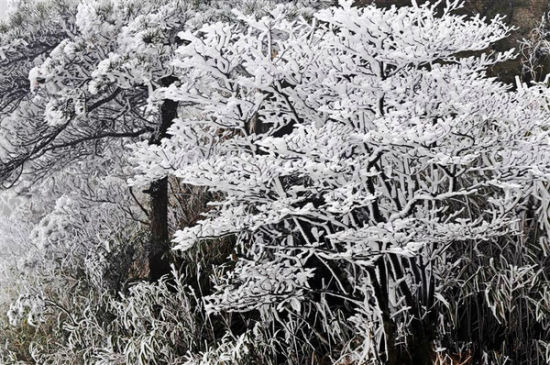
<box><xmin>148</xmin><ymin>76</ymin><xmax>178</xmax><ymax>282</ymax></box>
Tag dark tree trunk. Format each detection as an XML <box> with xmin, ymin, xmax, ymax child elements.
<box><xmin>148</xmin><ymin>76</ymin><xmax>178</xmax><ymax>282</ymax></box>
<box><xmin>148</xmin><ymin>176</ymin><xmax>170</xmax><ymax>281</ymax></box>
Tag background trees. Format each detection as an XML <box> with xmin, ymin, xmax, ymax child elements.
<box><xmin>2</xmin><ymin>0</ymin><xmax>550</xmax><ymax>364</ymax></box>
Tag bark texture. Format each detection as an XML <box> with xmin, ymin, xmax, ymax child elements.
<box><xmin>148</xmin><ymin>76</ymin><xmax>178</xmax><ymax>282</ymax></box>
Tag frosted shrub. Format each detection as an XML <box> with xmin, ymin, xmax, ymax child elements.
<box><xmin>130</xmin><ymin>0</ymin><xmax>550</xmax><ymax>363</ymax></box>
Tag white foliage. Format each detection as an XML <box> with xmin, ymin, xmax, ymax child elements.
<box><xmin>3</xmin><ymin>0</ymin><xmax>550</xmax><ymax>364</ymax></box>
<box><xmin>130</xmin><ymin>0</ymin><xmax>550</xmax><ymax>362</ymax></box>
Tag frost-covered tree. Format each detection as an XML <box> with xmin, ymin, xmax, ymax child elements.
<box><xmin>0</xmin><ymin>0</ymin><xmax>78</xmax><ymax>179</ymax></box>
<box><xmin>130</xmin><ymin>1</ymin><xmax>550</xmax><ymax>363</ymax></box>
<box><xmin>1</xmin><ymin>0</ymin><xmax>326</xmax><ymax>281</ymax></box>
<box><xmin>0</xmin><ymin>0</ymin><xmax>229</xmax><ymax>280</ymax></box>
<box><xmin>0</xmin><ymin>1</ymin><xmax>330</xmax><ymax>363</ymax></box>
<box><xmin>4</xmin><ymin>0</ymin><xmax>550</xmax><ymax>364</ymax></box>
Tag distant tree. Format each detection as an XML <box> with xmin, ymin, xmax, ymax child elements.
<box><xmin>0</xmin><ymin>0</ymin><xmax>232</xmax><ymax>280</ymax></box>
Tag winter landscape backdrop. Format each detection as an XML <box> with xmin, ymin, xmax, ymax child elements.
<box><xmin>1</xmin><ymin>0</ymin><xmax>550</xmax><ymax>364</ymax></box>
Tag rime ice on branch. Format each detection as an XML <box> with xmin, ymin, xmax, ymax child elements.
<box><xmin>131</xmin><ymin>1</ymin><xmax>550</xmax><ymax>363</ymax></box>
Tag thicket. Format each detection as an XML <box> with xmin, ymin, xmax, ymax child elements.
<box><xmin>1</xmin><ymin>1</ymin><xmax>550</xmax><ymax>364</ymax></box>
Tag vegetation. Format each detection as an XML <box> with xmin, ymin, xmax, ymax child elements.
<box><xmin>1</xmin><ymin>1</ymin><xmax>550</xmax><ymax>364</ymax></box>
